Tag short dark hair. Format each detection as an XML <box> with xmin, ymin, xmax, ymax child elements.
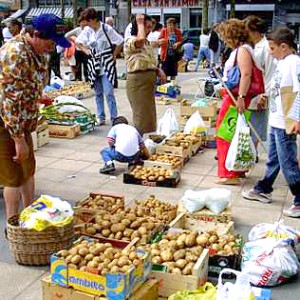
<box><xmin>203</xmin><ymin>28</ymin><xmax>210</xmax><ymax>35</ymax></box>
<box><xmin>112</xmin><ymin>116</ymin><xmax>128</xmax><ymax>126</ymax></box>
<box><xmin>154</xmin><ymin>22</ymin><xmax>163</xmax><ymax>31</ymax></box>
<box><xmin>267</xmin><ymin>27</ymin><xmax>297</xmax><ymax>50</ymax></box>
<box><xmin>166</xmin><ymin>18</ymin><xmax>176</xmax><ymax>25</ymax></box>
<box><xmin>80</xmin><ymin>8</ymin><xmax>99</xmax><ymax>22</ymax></box>
<box><xmin>131</xmin><ymin>14</ymin><xmax>153</xmax><ymax>36</ymax></box>
<box><xmin>244</xmin><ymin>15</ymin><xmax>267</xmax><ymax>34</ymax></box>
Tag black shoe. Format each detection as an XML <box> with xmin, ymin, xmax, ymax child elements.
<box><xmin>99</xmin><ymin>163</ymin><xmax>115</xmax><ymax>174</ymax></box>
<box><xmin>255</xmin><ymin>156</ymin><xmax>259</xmax><ymax>163</ymax></box>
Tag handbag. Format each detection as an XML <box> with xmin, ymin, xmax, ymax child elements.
<box><xmin>225</xmin><ymin>50</ymin><xmax>240</xmax><ymax>90</ymax></box>
<box><xmin>230</xmin><ymin>48</ymin><xmax>264</xmax><ymax>97</ymax></box>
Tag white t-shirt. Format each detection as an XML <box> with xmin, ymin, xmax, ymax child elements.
<box><xmin>147</xmin><ymin>30</ymin><xmax>161</xmax><ymax>58</ymax></box>
<box><xmin>199</xmin><ymin>34</ymin><xmax>210</xmax><ymax>48</ymax></box>
<box><xmin>269</xmin><ymin>54</ymin><xmax>300</xmax><ymax>129</ymax></box>
<box><xmin>253</xmin><ymin>36</ymin><xmax>277</xmax><ymax>93</ymax></box>
<box><xmin>2</xmin><ymin>27</ymin><xmax>12</xmax><ymax>42</ymax></box>
<box><xmin>107</xmin><ymin>124</ymin><xmax>143</xmax><ymax>157</ymax></box>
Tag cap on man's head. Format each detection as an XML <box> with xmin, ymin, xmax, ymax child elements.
<box><xmin>31</xmin><ymin>13</ymin><xmax>71</xmax><ymax>48</ymax></box>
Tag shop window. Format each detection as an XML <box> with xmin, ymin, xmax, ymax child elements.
<box><xmin>190</xmin><ymin>8</ymin><xmax>202</xmax><ymax>29</ymax></box>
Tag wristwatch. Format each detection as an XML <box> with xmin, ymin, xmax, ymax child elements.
<box><xmin>238</xmin><ymin>95</ymin><xmax>246</xmax><ymax>99</ymax></box>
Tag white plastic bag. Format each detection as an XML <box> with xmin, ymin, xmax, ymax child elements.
<box><xmin>54</xmin><ymin>96</ymin><xmax>88</xmax><ymax>114</ymax></box>
<box><xmin>157</xmin><ymin>108</ymin><xmax>179</xmax><ymax>136</ymax></box>
<box><xmin>216</xmin><ymin>268</ymin><xmax>255</xmax><ymax>300</ymax></box>
<box><xmin>205</xmin><ymin>188</ymin><xmax>231</xmax><ymax>214</ymax></box>
<box><xmin>225</xmin><ymin>114</ymin><xmax>256</xmax><ymax>171</ymax></box>
<box><xmin>181</xmin><ymin>189</ymin><xmax>207</xmax><ymax>213</ymax></box>
<box><xmin>144</xmin><ymin>138</ymin><xmax>159</xmax><ymax>155</ymax></box>
<box><xmin>50</xmin><ymin>76</ymin><xmax>65</xmax><ymax>88</ymax></box>
<box><xmin>241</xmin><ymin>238</ymin><xmax>300</xmax><ymax>286</ymax></box>
<box><xmin>248</xmin><ymin>220</ymin><xmax>300</xmax><ymax>244</ymax></box>
<box><xmin>184</xmin><ymin>111</ymin><xmax>206</xmax><ymax>134</ymax></box>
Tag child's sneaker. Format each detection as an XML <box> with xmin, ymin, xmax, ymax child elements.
<box><xmin>283</xmin><ymin>205</ymin><xmax>300</xmax><ymax>218</ymax></box>
<box><xmin>100</xmin><ymin>163</ymin><xmax>115</xmax><ymax>174</ymax></box>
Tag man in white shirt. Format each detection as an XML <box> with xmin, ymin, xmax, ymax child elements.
<box><xmin>100</xmin><ymin>116</ymin><xmax>150</xmax><ymax>174</ymax></box>
<box><xmin>195</xmin><ymin>28</ymin><xmax>211</xmax><ymax>71</ymax></box>
<box><xmin>76</xmin><ymin>8</ymin><xmax>123</xmax><ymax>125</ymax></box>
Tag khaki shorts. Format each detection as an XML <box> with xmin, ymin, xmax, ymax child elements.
<box><xmin>0</xmin><ymin>124</ymin><xmax>36</xmax><ymax>187</ymax></box>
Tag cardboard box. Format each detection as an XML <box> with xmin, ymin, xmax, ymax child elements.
<box><xmin>50</xmin><ymin>236</ymin><xmax>151</xmax><ymax>299</ymax></box>
<box><xmin>42</xmin><ymin>276</ymin><xmax>158</xmax><ymax>300</ymax></box>
<box><xmin>151</xmin><ymin>249</ymin><xmax>209</xmax><ymax>298</ymax></box>
<box><xmin>49</xmin><ymin>124</ymin><xmax>80</xmax><ymax>139</ymax></box>
<box><xmin>170</xmin><ymin>212</ymin><xmax>234</xmax><ymax>236</ymax></box>
<box><xmin>180</xmin><ymin>99</ymin><xmax>218</xmax><ymax>118</ymax></box>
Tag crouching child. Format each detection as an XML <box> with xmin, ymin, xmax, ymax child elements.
<box><xmin>100</xmin><ymin>116</ymin><xmax>150</xmax><ymax>174</ymax></box>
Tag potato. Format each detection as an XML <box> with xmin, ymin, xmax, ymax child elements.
<box><xmin>71</xmin><ymin>255</ymin><xmax>82</xmax><ymax>265</ymax></box>
<box><xmin>103</xmin><ymin>258</ymin><xmax>111</xmax><ymax>267</ymax></box>
<box><xmin>69</xmin><ymin>247</ymin><xmax>78</xmax><ymax>255</ymax></box>
<box><xmin>117</xmin><ymin>256</ymin><xmax>129</xmax><ymax>267</ymax></box>
<box><xmin>101</xmin><ymin>229</ymin><xmax>111</xmax><ymax>237</ymax></box>
<box><xmin>93</xmin><ymin>224</ymin><xmax>102</xmax><ymax>232</ymax></box>
<box><xmin>68</xmin><ymin>263</ymin><xmax>78</xmax><ymax>269</ymax></box>
<box><xmin>87</xmin><ymin>261</ymin><xmax>98</xmax><ymax>268</ymax></box>
<box><xmin>58</xmin><ymin>250</ymin><xmax>69</xmax><ymax>258</ymax></box>
<box><xmin>86</xmin><ymin>227</ymin><xmax>97</xmax><ymax>235</ymax></box>
<box><xmin>65</xmin><ymin>254</ymin><xmax>73</xmax><ymax>264</ymax></box>
<box><xmin>123</xmin><ymin>228</ymin><xmax>134</xmax><ymax>238</ymax></box>
<box><xmin>161</xmin><ymin>249</ymin><xmax>173</xmax><ymax>262</ymax></box>
<box><xmin>130</xmin><ymin>220</ymin><xmax>141</xmax><ymax>229</ymax></box>
<box><xmin>85</xmin><ymin>254</ymin><xmax>94</xmax><ymax>261</ymax></box>
<box><xmin>176</xmin><ymin>239</ymin><xmax>185</xmax><ymax>249</ymax></box>
<box><xmin>138</xmin><ymin>226</ymin><xmax>148</xmax><ymax>236</ymax></box>
<box><xmin>152</xmin><ymin>256</ymin><xmax>162</xmax><ymax>265</ymax></box>
<box><xmin>185</xmin><ymin>233</ymin><xmax>197</xmax><ymax>247</ymax></box>
<box><xmin>79</xmin><ymin>259</ymin><xmax>87</xmax><ymax>268</ymax></box>
<box><xmin>190</xmin><ymin>246</ymin><xmax>203</xmax><ymax>256</ymax></box>
<box><xmin>89</xmin><ymin>246</ymin><xmax>101</xmax><ymax>256</ymax></box>
<box><xmin>175</xmin><ymin>259</ymin><xmax>187</xmax><ymax>269</ymax></box>
<box><xmin>93</xmin><ymin>256</ymin><xmax>102</xmax><ymax>263</ymax></box>
<box><xmin>168</xmin><ymin>240</ymin><xmax>178</xmax><ymax>251</ymax></box>
<box><xmin>104</xmin><ymin>248</ymin><xmax>115</xmax><ymax>260</ymax></box>
<box><xmin>101</xmin><ymin>268</ymin><xmax>109</xmax><ymax>275</ymax></box>
<box><xmin>171</xmin><ymin>267</ymin><xmax>182</xmax><ymax>274</ymax></box>
<box><xmin>121</xmin><ymin>219</ymin><xmax>131</xmax><ymax>227</ymax></box>
<box><xmin>151</xmin><ymin>249</ymin><xmax>161</xmax><ymax>257</ymax></box>
<box><xmin>80</xmin><ymin>266</ymin><xmax>87</xmax><ymax>272</ymax></box>
<box><xmin>129</xmin><ymin>251</ymin><xmax>137</xmax><ymax>261</ymax></box>
<box><xmin>182</xmin><ymin>262</ymin><xmax>194</xmax><ymax>275</ymax></box>
<box><xmin>101</xmin><ymin>220</ymin><xmax>111</xmax><ymax>229</ymax></box>
<box><xmin>111</xmin><ymin>223</ymin><xmax>126</xmax><ymax>233</ymax></box>
<box><xmin>78</xmin><ymin>247</ymin><xmax>89</xmax><ymax>257</ymax></box>
<box><xmin>173</xmin><ymin>249</ymin><xmax>186</xmax><ymax>261</ymax></box>
<box><xmin>186</xmin><ymin>253</ymin><xmax>198</xmax><ymax>262</ymax></box>
<box><xmin>110</xmin><ymin>266</ymin><xmax>120</xmax><ymax>273</ymax></box>
<box><xmin>196</xmin><ymin>235</ymin><xmax>209</xmax><ymax>247</ymax></box>
<box><xmin>208</xmin><ymin>235</ymin><xmax>218</xmax><ymax>244</ymax></box>
<box><xmin>95</xmin><ymin>243</ymin><xmax>106</xmax><ymax>252</ymax></box>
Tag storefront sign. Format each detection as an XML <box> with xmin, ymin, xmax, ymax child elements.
<box><xmin>132</xmin><ymin>0</ymin><xmax>200</xmax><ymax>8</ymax></box>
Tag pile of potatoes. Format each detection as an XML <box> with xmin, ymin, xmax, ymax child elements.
<box><xmin>148</xmin><ymin>154</ymin><xmax>182</xmax><ymax>169</ymax></box>
<box><xmin>83</xmin><ymin>211</ymin><xmax>160</xmax><ymax>243</ymax></box>
<box><xmin>129</xmin><ymin>166</ymin><xmax>173</xmax><ymax>181</ymax></box>
<box><xmin>134</xmin><ymin>195</ymin><xmax>177</xmax><ymax>223</ymax></box>
<box><xmin>57</xmin><ymin>240</ymin><xmax>144</xmax><ymax>275</ymax></box>
<box><xmin>168</xmin><ymin>132</ymin><xmax>201</xmax><ymax>146</ymax></box>
<box><xmin>78</xmin><ymin>195</ymin><xmax>124</xmax><ymax>213</ymax></box>
<box><xmin>144</xmin><ymin>230</ymin><xmax>241</xmax><ymax>275</ymax></box>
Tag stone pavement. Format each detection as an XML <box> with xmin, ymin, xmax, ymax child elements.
<box><xmin>0</xmin><ymin>61</ymin><xmax>299</xmax><ymax>299</ymax></box>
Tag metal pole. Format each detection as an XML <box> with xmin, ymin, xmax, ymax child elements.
<box><xmin>72</xmin><ymin>0</ymin><xmax>78</xmax><ymax>26</ymax></box>
<box><xmin>212</xmin><ymin>67</ymin><xmax>268</xmax><ymax>153</ymax></box>
<box><xmin>60</xmin><ymin>0</ymin><xmax>65</xmax><ymax>19</ymax></box>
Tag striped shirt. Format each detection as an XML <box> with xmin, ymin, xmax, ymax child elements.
<box><xmin>289</xmin><ymin>92</ymin><xmax>300</xmax><ymax>121</ymax></box>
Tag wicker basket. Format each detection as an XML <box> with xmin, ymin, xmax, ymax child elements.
<box><xmin>7</xmin><ymin>215</ymin><xmax>75</xmax><ymax>266</ymax></box>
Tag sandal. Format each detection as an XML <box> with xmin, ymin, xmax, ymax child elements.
<box><xmin>215</xmin><ymin>177</ymin><xmax>242</xmax><ymax>186</ymax></box>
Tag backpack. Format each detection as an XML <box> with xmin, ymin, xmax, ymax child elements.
<box><xmin>208</xmin><ymin>30</ymin><xmax>219</xmax><ymax>52</ymax></box>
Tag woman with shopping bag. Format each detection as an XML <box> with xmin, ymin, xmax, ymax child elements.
<box><xmin>215</xmin><ymin>19</ymin><xmax>264</xmax><ymax>185</ymax></box>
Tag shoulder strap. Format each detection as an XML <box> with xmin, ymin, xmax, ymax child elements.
<box><xmin>102</xmin><ymin>23</ymin><xmax>113</xmax><ymax>50</ymax></box>
<box><xmin>234</xmin><ymin>48</ymin><xmax>239</xmax><ymax>66</ymax></box>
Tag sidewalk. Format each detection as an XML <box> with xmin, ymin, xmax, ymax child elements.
<box><xmin>0</xmin><ymin>63</ymin><xmax>299</xmax><ymax>299</ymax></box>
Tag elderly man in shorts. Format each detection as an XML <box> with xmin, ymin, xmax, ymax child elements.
<box><xmin>0</xmin><ymin>14</ymin><xmax>70</xmax><ymax>220</ymax></box>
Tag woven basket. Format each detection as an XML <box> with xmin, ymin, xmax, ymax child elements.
<box><xmin>7</xmin><ymin>215</ymin><xmax>75</xmax><ymax>266</ymax></box>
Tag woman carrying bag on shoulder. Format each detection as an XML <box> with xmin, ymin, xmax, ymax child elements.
<box><xmin>216</xmin><ymin>19</ymin><xmax>265</xmax><ymax>185</ymax></box>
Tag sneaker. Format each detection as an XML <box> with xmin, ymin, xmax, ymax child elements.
<box><xmin>242</xmin><ymin>189</ymin><xmax>272</xmax><ymax>204</ymax></box>
<box><xmin>99</xmin><ymin>163</ymin><xmax>115</xmax><ymax>174</ymax></box>
<box><xmin>283</xmin><ymin>205</ymin><xmax>300</xmax><ymax>218</ymax></box>
<box><xmin>96</xmin><ymin>118</ymin><xmax>106</xmax><ymax>126</ymax></box>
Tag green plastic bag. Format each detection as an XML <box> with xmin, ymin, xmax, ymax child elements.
<box><xmin>217</xmin><ymin>106</ymin><xmax>252</xmax><ymax>142</ymax></box>
<box><xmin>168</xmin><ymin>282</ymin><xmax>217</xmax><ymax>300</ymax></box>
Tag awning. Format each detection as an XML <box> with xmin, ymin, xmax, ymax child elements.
<box><xmin>26</xmin><ymin>7</ymin><xmax>73</xmax><ymax>19</ymax></box>
<box><xmin>2</xmin><ymin>8</ymin><xmax>29</xmax><ymax>22</ymax></box>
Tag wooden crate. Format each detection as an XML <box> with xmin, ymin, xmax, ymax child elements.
<box><xmin>144</xmin><ymin>156</ymin><xmax>184</xmax><ymax>170</ymax></box>
<box><xmin>49</xmin><ymin>124</ymin><xmax>80</xmax><ymax>139</ymax></box>
<box><xmin>177</xmin><ymin>199</ymin><xmax>232</xmax><ymax>223</ymax></box>
<box><xmin>170</xmin><ymin>212</ymin><xmax>234</xmax><ymax>236</ymax></box>
<box><xmin>151</xmin><ymin>249</ymin><xmax>209</xmax><ymax>298</ymax></box>
<box><xmin>74</xmin><ymin>191</ymin><xmax>125</xmax><ymax>223</ymax></box>
<box><xmin>156</xmin><ymin>143</ymin><xmax>192</xmax><ymax>159</ymax></box>
<box><xmin>37</xmin><ymin>128</ymin><xmax>50</xmax><ymax>148</ymax></box>
<box><xmin>180</xmin><ymin>99</ymin><xmax>218</xmax><ymax>118</ymax></box>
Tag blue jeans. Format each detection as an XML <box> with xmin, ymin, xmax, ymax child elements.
<box><xmin>93</xmin><ymin>74</ymin><xmax>117</xmax><ymax>122</ymax></box>
<box><xmin>195</xmin><ymin>47</ymin><xmax>210</xmax><ymax>71</ymax></box>
<box><xmin>101</xmin><ymin>147</ymin><xmax>139</xmax><ymax>164</ymax></box>
<box><xmin>254</xmin><ymin>127</ymin><xmax>300</xmax><ymax>206</ymax></box>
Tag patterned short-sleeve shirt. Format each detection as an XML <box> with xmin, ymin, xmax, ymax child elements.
<box><xmin>124</xmin><ymin>37</ymin><xmax>157</xmax><ymax>73</ymax></box>
<box><xmin>0</xmin><ymin>34</ymin><xmax>48</xmax><ymax>137</ymax></box>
